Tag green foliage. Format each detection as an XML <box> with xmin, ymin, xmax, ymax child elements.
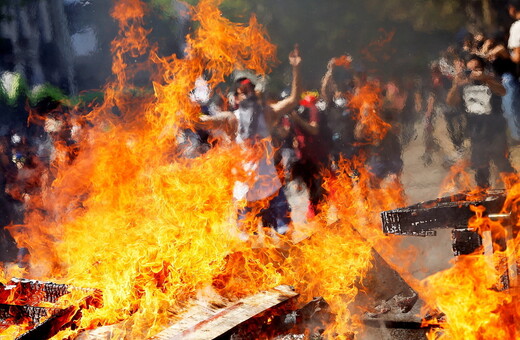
<box><xmin>28</xmin><ymin>84</ymin><xmax>67</xmax><ymax>107</ymax></box>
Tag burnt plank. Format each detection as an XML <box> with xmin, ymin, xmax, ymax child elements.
<box><xmin>16</xmin><ymin>305</ymin><xmax>80</xmax><ymax>340</ymax></box>
<box><xmin>0</xmin><ymin>304</ymin><xmax>54</xmax><ymax>326</ymax></box>
<box><xmin>381</xmin><ymin>190</ymin><xmax>506</xmax><ymax>236</ymax></box>
<box><xmin>150</xmin><ymin>285</ymin><xmax>298</xmax><ymax>340</ymax></box>
<box><xmin>452</xmin><ymin>229</ymin><xmax>482</xmax><ymax>256</ymax></box>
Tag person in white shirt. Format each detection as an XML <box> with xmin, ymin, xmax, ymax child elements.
<box><xmin>199</xmin><ymin>46</ymin><xmax>302</xmax><ymax>235</ymax></box>
<box><xmin>508</xmin><ymin>0</ymin><xmax>520</xmax><ymax>65</ymax></box>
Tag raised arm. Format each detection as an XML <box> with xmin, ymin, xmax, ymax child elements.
<box><xmin>269</xmin><ymin>45</ymin><xmax>302</xmax><ymax>117</ymax></box>
<box><xmin>476</xmin><ymin>72</ymin><xmax>506</xmax><ymax>96</ymax></box>
<box><xmin>197</xmin><ymin>111</ymin><xmax>237</xmax><ymax>138</ymax></box>
<box><xmin>511</xmin><ymin>47</ymin><xmax>520</xmax><ymax>64</ymax></box>
<box><xmin>446</xmin><ymin>60</ymin><xmax>466</xmax><ymax>107</ymax></box>
<box><xmin>320</xmin><ymin>58</ymin><xmax>336</xmax><ymax>103</ymax></box>
<box><xmin>446</xmin><ymin>75</ymin><xmax>465</xmax><ymax>107</ymax></box>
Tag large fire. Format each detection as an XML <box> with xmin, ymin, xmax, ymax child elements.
<box><xmin>1</xmin><ymin>0</ymin><xmax>519</xmax><ymax>339</ymax></box>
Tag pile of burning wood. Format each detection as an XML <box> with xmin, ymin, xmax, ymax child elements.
<box><xmin>5</xmin><ymin>190</ymin><xmax>519</xmax><ymax>339</ymax></box>
<box><xmin>0</xmin><ymin>278</ymin><xmax>102</xmax><ymax>339</ymax></box>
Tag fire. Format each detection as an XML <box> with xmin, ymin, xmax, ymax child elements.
<box><xmin>1</xmin><ymin>0</ymin><xmax>412</xmax><ymax>339</ymax></box>
<box><xmin>349</xmin><ymin>82</ymin><xmax>391</xmax><ymax>145</ymax></box>
<box><xmin>438</xmin><ymin>159</ymin><xmax>474</xmax><ymax>197</ymax></box>
<box><xmin>333</xmin><ymin>55</ymin><xmax>353</xmax><ymax>69</ymax></box>
<box><xmin>360</xmin><ymin>29</ymin><xmax>396</xmax><ymax>64</ymax></box>
<box><xmin>283</xmin><ymin>154</ymin><xmax>407</xmax><ymax>338</ymax></box>
<box><xmin>6</xmin><ymin>0</ymin><xmax>279</xmax><ymax>337</ymax></box>
<box><xmin>422</xmin><ymin>255</ymin><xmax>519</xmax><ymax>340</ymax></box>
<box><xmin>415</xmin><ymin>174</ymin><xmax>520</xmax><ymax>340</ymax></box>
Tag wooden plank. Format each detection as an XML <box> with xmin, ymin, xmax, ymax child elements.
<box><xmin>151</xmin><ymin>285</ymin><xmax>298</xmax><ymax>340</ymax></box>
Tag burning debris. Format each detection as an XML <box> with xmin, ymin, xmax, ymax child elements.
<box><xmin>381</xmin><ymin>188</ymin><xmax>520</xmax><ymax>339</ymax></box>
<box><xmin>0</xmin><ymin>278</ymin><xmax>102</xmax><ymax>339</ymax></box>
<box><xmin>1</xmin><ymin>0</ymin><xmax>520</xmax><ymax>339</ymax></box>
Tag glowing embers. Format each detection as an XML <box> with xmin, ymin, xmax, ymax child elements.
<box><xmin>0</xmin><ymin>278</ymin><xmax>102</xmax><ymax>339</ymax></box>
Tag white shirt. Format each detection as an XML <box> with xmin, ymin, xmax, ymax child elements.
<box><xmin>508</xmin><ymin>20</ymin><xmax>520</xmax><ymax>50</ymax></box>
<box><xmin>232</xmin><ymin>109</ymin><xmax>281</xmax><ymax>202</ymax></box>
<box><xmin>462</xmin><ymin>84</ymin><xmax>493</xmax><ymax>115</ymax></box>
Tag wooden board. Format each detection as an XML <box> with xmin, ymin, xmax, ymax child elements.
<box><xmin>151</xmin><ymin>285</ymin><xmax>298</xmax><ymax>340</ymax></box>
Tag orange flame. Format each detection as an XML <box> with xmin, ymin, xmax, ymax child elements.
<box><xmin>3</xmin><ymin>1</ymin><xmax>414</xmax><ymax>339</ymax></box>
<box><xmin>349</xmin><ymin>82</ymin><xmax>391</xmax><ymax>145</ymax></box>
<box><xmin>418</xmin><ymin>175</ymin><xmax>520</xmax><ymax>340</ymax></box>
<box><xmin>333</xmin><ymin>55</ymin><xmax>353</xmax><ymax>69</ymax></box>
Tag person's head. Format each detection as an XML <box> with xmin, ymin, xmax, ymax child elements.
<box><xmin>465</xmin><ymin>55</ymin><xmax>485</xmax><ymax>77</ymax></box>
<box><xmin>509</xmin><ymin>0</ymin><xmax>520</xmax><ymax>19</ymax></box>
<box><xmin>473</xmin><ymin>32</ymin><xmax>486</xmax><ymax>50</ymax></box>
<box><xmin>234</xmin><ymin>78</ymin><xmax>256</xmax><ymax>106</ymax></box>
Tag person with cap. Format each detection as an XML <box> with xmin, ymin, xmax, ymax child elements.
<box><xmin>199</xmin><ymin>46</ymin><xmax>302</xmax><ymax>236</ymax></box>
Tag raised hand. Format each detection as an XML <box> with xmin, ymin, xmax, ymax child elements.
<box><xmin>289</xmin><ymin>44</ymin><xmax>301</xmax><ymax>67</ymax></box>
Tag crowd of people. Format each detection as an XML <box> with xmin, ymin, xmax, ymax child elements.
<box><xmin>1</xmin><ymin>2</ymin><xmax>520</xmax><ymax>256</ymax></box>
<box><xmin>194</xmin><ymin>0</ymin><xmax>520</xmax><ymax>237</ymax></box>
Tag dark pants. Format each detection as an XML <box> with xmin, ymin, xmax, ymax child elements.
<box><xmin>467</xmin><ymin>115</ymin><xmax>515</xmax><ymax>188</ymax></box>
<box><xmin>292</xmin><ymin>159</ymin><xmax>326</xmax><ymax>212</ymax></box>
<box><xmin>237</xmin><ymin>188</ymin><xmax>291</xmax><ymax>234</ymax></box>
<box><xmin>444</xmin><ymin>109</ymin><xmax>466</xmax><ymax>151</ymax></box>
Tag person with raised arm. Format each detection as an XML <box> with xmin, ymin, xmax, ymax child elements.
<box><xmin>200</xmin><ymin>46</ymin><xmax>302</xmax><ymax>236</ymax></box>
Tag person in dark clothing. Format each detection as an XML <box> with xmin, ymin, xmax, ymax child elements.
<box><xmin>288</xmin><ymin>93</ymin><xmax>330</xmax><ymax>219</ymax></box>
<box><xmin>362</xmin><ymin>80</ymin><xmax>404</xmax><ymax>187</ymax></box>
<box><xmin>320</xmin><ymin>56</ymin><xmax>359</xmax><ymax>166</ymax></box>
<box><xmin>447</xmin><ymin>55</ymin><xmax>516</xmax><ymax>189</ymax></box>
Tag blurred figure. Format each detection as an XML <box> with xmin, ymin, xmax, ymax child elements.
<box><xmin>271</xmin><ymin>103</ymin><xmax>297</xmax><ymax>183</ymax></box>
<box><xmin>397</xmin><ymin>74</ymin><xmax>423</xmax><ymax>148</ymax></box>
<box><xmin>508</xmin><ymin>0</ymin><xmax>520</xmax><ymax>69</ymax></box>
<box><xmin>362</xmin><ymin>79</ymin><xmax>404</xmax><ymax>188</ymax></box>
<box><xmin>178</xmin><ymin>78</ymin><xmax>213</xmax><ymax>158</ymax></box>
<box><xmin>422</xmin><ymin>61</ymin><xmax>466</xmax><ymax>166</ymax></box>
<box><xmin>0</xmin><ymin>136</ymin><xmax>20</xmax><ymax>262</ymax></box>
<box><xmin>288</xmin><ymin>92</ymin><xmax>330</xmax><ymax>219</ymax></box>
<box><xmin>200</xmin><ymin>46</ymin><xmax>302</xmax><ymax>235</ymax></box>
<box><xmin>481</xmin><ymin>30</ymin><xmax>520</xmax><ymax>142</ymax></box>
<box><xmin>320</xmin><ymin>56</ymin><xmax>358</xmax><ymax>167</ymax></box>
<box><xmin>447</xmin><ymin>55</ymin><xmax>515</xmax><ymax>189</ymax></box>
